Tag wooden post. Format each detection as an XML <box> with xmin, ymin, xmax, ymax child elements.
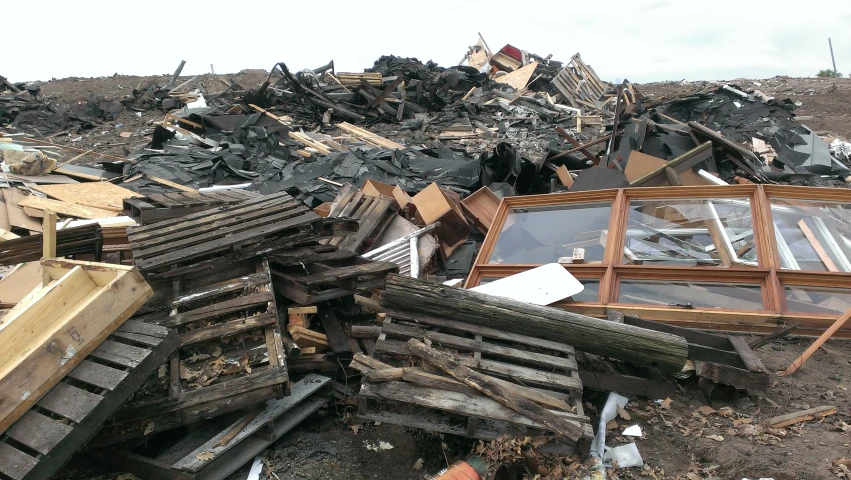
<box><xmin>42</xmin><ymin>210</ymin><xmax>57</xmax><ymax>258</ymax></box>
<box><xmin>381</xmin><ymin>274</ymin><xmax>689</xmax><ymax>373</ymax></box>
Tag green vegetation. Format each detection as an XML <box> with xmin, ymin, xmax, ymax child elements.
<box><xmin>816</xmin><ymin>69</ymin><xmax>843</xmax><ymax>78</ymax></box>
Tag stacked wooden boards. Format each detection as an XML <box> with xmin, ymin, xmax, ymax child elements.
<box><xmin>0</xmin><ymin>224</ymin><xmax>103</xmax><ymax>266</ymax></box>
<box><xmin>0</xmin><ymin>259</ymin><xmax>153</xmax><ymax>435</ymax></box>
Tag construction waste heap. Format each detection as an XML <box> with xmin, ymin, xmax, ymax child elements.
<box><xmin>1</xmin><ymin>36</ymin><xmax>851</xmax><ymax>480</ymax></box>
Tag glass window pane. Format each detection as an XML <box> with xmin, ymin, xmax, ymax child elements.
<box><xmin>477</xmin><ymin>277</ymin><xmax>599</xmax><ymax>302</ymax></box>
<box><xmin>770</xmin><ymin>199</ymin><xmax>851</xmax><ymax>272</ymax></box>
<box><xmin>785</xmin><ymin>285</ymin><xmax>851</xmax><ymax>314</ymax></box>
<box><xmin>617</xmin><ymin>280</ymin><xmax>764</xmax><ymax>310</ymax></box>
<box><xmin>624</xmin><ymin>198</ymin><xmax>757</xmax><ymax>267</ymax></box>
<box><xmin>488</xmin><ymin>203</ymin><xmax>612</xmax><ymax>264</ymax></box>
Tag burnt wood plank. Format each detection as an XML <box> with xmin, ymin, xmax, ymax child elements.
<box><xmin>0</xmin><ymin>443</ymin><xmax>37</xmax><ymax>480</ymax></box>
<box><xmin>88</xmin><ymin>340</ymin><xmax>151</xmax><ymax>368</ymax></box>
<box><xmin>156</xmin><ymin>292</ymin><xmax>273</xmax><ymax>327</ymax></box>
<box><xmin>318</xmin><ymin>309</ymin><xmax>353</xmax><ymax>355</ymax></box>
<box><xmin>298</xmin><ymin>261</ymin><xmax>399</xmax><ymax>286</ymax></box>
<box><xmin>66</xmin><ymin>360</ymin><xmax>128</xmax><ymax>391</ymax></box>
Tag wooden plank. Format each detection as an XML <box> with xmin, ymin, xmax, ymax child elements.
<box><xmin>762</xmin><ymin>406</ymin><xmax>836</xmax><ymax>428</ymax></box>
<box><xmin>66</xmin><ymin>359</ymin><xmax>128</xmax><ymax>390</ymax></box>
<box><xmin>42</xmin><ymin>211</ymin><xmax>57</xmax><ymax>258</ymax></box>
<box><xmin>33</xmin><ymin>182</ymin><xmax>142</xmax><ymax>212</ymax></box>
<box><xmin>3</xmin><ymin>188</ymin><xmax>41</xmax><ymax>232</ymax></box>
<box><xmin>0</xmin><ymin>443</ymin><xmax>37</xmax><ymax>480</ymax></box>
<box><xmin>18</xmin><ymin>196</ymin><xmax>118</xmax><ymax>219</ymax></box>
<box><xmin>5</xmin><ymin>411</ymin><xmax>73</xmax><ymax>455</ymax></box>
<box><xmin>727</xmin><ymin>335</ymin><xmax>767</xmax><ymax>373</ymax></box>
<box><xmin>797</xmin><ymin>219</ymin><xmax>839</xmax><ymax>272</ymax></box>
<box><xmin>178</xmin><ymin>313</ymin><xmax>278</xmax><ymax>347</ymax></box>
<box><xmin>0</xmin><ymin>262</ymin><xmax>42</xmax><ymax>307</ymax></box>
<box><xmin>318</xmin><ymin>309</ymin><xmax>353</xmax><ymax>355</ymax></box>
<box><xmin>36</xmin><ymin>383</ymin><xmax>103</xmax><ymax>423</ymax></box>
<box><xmin>778</xmin><ymin>306</ymin><xmax>851</xmax><ymax>376</ymax></box>
<box><xmin>87</xmin><ymin>340</ymin><xmax>151</xmax><ymax>368</ymax></box>
<box><xmin>494</xmin><ymin>62</ymin><xmax>538</xmax><ymax>90</ymax></box>
<box><xmin>404</xmin><ymin>339</ymin><xmax>583</xmax><ymax>442</ymax></box>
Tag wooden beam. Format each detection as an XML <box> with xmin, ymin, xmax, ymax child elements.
<box><xmin>762</xmin><ymin>406</ymin><xmax>836</xmax><ymax>428</ymax></box>
<box><xmin>42</xmin><ymin>211</ymin><xmax>57</xmax><ymax>259</ymax></box>
<box><xmin>797</xmin><ymin>219</ymin><xmax>839</xmax><ymax>272</ymax></box>
<box><xmin>777</xmin><ymin>306</ymin><xmax>851</xmax><ymax>376</ymax></box>
<box><xmin>146</xmin><ymin>175</ymin><xmax>199</xmax><ymax>194</ymax></box>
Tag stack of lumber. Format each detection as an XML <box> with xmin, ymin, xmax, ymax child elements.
<box><xmin>0</xmin><ymin>223</ymin><xmax>103</xmax><ymax>265</ymax></box>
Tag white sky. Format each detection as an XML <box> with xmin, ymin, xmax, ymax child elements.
<box><xmin>6</xmin><ymin>0</ymin><xmax>851</xmax><ymax>84</ymax></box>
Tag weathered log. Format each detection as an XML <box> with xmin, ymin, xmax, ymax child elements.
<box><xmin>381</xmin><ymin>274</ymin><xmax>688</xmax><ymax>373</ymax></box>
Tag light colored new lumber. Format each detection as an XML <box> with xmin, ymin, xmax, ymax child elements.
<box><xmin>19</xmin><ymin>195</ymin><xmax>118</xmax><ymax>220</ymax></box>
<box><xmin>42</xmin><ymin>211</ymin><xmax>57</xmax><ymax>259</ymax></box>
<box><xmin>337</xmin><ymin>122</ymin><xmax>403</xmax><ymax>149</ymax></box>
<box><xmin>0</xmin><ymin>259</ymin><xmax>153</xmax><ymax>435</ymax></box>
<box><xmin>494</xmin><ymin>62</ymin><xmax>538</xmax><ymax>90</ymax></box>
<box><xmin>797</xmin><ymin>219</ymin><xmax>839</xmax><ymax>272</ymax></box>
<box><xmin>146</xmin><ymin>175</ymin><xmax>199</xmax><ymax>194</ymax></box>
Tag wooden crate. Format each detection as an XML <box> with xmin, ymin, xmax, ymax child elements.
<box><xmin>124</xmin><ymin>190</ymin><xmax>259</xmax><ymax>225</ymax></box>
<box><xmin>101</xmin><ymin>375</ymin><xmax>330</xmax><ymax>480</ymax></box>
<box><xmin>0</xmin><ymin>321</ymin><xmax>178</xmax><ymax>480</ymax></box>
<box><xmin>90</xmin><ymin>260</ymin><xmax>290</xmax><ymax>445</ymax></box>
<box><xmin>0</xmin><ymin>259</ymin><xmax>153</xmax><ymax>436</ymax></box>
<box><xmin>128</xmin><ymin>192</ymin><xmax>324</xmax><ymax>278</ymax></box>
<box><xmin>357</xmin><ymin>310</ymin><xmax>593</xmax><ymax>454</ymax></box>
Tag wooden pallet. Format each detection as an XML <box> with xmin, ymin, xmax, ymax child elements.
<box><xmin>326</xmin><ymin>184</ymin><xmax>399</xmax><ymax>253</ymax></box>
<box><xmin>102</xmin><ymin>375</ymin><xmax>330</xmax><ymax>480</ymax></box>
<box><xmin>124</xmin><ymin>190</ymin><xmax>260</xmax><ymax>225</ymax></box>
<box><xmin>270</xmin><ymin>252</ymin><xmax>398</xmax><ymax>304</ymax></box>
<box><xmin>0</xmin><ymin>223</ymin><xmax>103</xmax><ymax>265</ymax></box>
<box><xmin>128</xmin><ymin>192</ymin><xmax>324</xmax><ymax>278</ymax></box>
<box><xmin>357</xmin><ymin>310</ymin><xmax>593</xmax><ymax>454</ymax></box>
<box><xmin>90</xmin><ymin>260</ymin><xmax>290</xmax><ymax>445</ymax></box>
<box><xmin>0</xmin><ymin>321</ymin><xmax>178</xmax><ymax>480</ymax></box>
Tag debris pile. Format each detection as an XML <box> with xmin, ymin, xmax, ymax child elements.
<box><xmin>1</xmin><ymin>35</ymin><xmax>850</xmax><ymax>479</ymax></box>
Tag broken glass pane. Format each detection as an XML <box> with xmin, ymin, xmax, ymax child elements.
<box><xmin>784</xmin><ymin>285</ymin><xmax>851</xmax><ymax>314</ymax></box>
<box><xmin>623</xmin><ymin>198</ymin><xmax>757</xmax><ymax>267</ymax></box>
<box><xmin>617</xmin><ymin>280</ymin><xmax>764</xmax><ymax>310</ymax></box>
<box><xmin>488</xmin><ymin>203</ymin><xmax>612</xmax><ymax>264</ymax></box>
<box><xmin>770</xmin><ymin>199</ymin><xmax>851</xmax><ymax>272</ymax></box>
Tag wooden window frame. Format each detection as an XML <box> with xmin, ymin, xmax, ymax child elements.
<box><xmin>466</xmin><ymin>185</ymin><xmax>851</xmax><ymax>336</ymax></box>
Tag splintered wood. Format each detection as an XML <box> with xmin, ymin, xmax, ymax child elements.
<box><xmin>354</xmin><ymin>310</ymin><xmax>594</xmax><ymax>454</ymax></box>
<box><xmin>91</xmin><ymin>259</ymin><xmax>289</xmax><ymax>444</ymax></box>
<box><xmin>326</xmin><ymin>184</ymin><xmax>400</xmax><ymax>253</ymax></box>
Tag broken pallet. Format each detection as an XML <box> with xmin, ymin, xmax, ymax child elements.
<box><xmin>0</xmin><ymin>321</ymin><xmax>178</xmax><ymax>480</ymax></box>
<box><xmin>0</xmin><ymin>223</ymin><xmax>103</xmax><ymax>266</ymax></box>
<box><xmin>101</xmin><ymin>375</ymin><xmax>330</xmax><ymax>480</ymax></box>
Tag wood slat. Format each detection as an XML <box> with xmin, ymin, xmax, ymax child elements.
<box><xmin>5</xmin><ymin>411</ymin><xmax>73</xmax><ymax>455</ymax></box>
<box><xmin>88</xmin><ymin>340</ymin><xmax>151</xmax><ymax>368</ymax></box>
<box><xmin>65</xmin><ymin>360</ymin><xmax>128</xmax><ymax>391</ymax></box>
<box><xmin>36</xmin><ymin>383</ymin><xmax>103</xmax><ymax>423</ymax></box>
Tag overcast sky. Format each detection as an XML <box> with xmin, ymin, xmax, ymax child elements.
<box><xmin>5</xmin><ymin>0</ymin><xmax>851</xmax><ymax>84</ymax></box>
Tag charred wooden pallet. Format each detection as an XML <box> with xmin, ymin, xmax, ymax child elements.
<box><xmin>101</xmin><ymin>375</ymin><xmax>330</xmax><ymax>480</ymax></box>
<box><xmin>90</xmin><ymin>260</ymin><xmax>290</xmax><ymax>446</ymax></box>
<box><xmin>0</xmin><ymin>223</ymin><xmax>103</xmax><ymax>266</ymax></box>
<box><xmin>127</xmin><ymin>192</ymin><xmax>326</xmax><ymax>278</ymax></box>
<box><xmin>124</xmin><ymin>190</ymin><xmax>260</xmax><ymax>225</ymax></box>
<box><xmin>0</xmin><ymin>321</ymin><xmax>178</xmax><ymax>480</ymax></box>
<box><xmin>355</xmin><ymin>310</ymin><xmax>593</xmax><ymax>454</ymax></box>
<box><xmin>270</xmin><ymin>251</ymin><xmax>398</xmax><ymax>304</ymax></box>
<box><xmin>327</xmin><ymin>184</ymin><xmax>399</xmax><ymax>253</ymax></box>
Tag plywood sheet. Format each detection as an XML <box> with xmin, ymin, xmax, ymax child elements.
<box><xmin>0</xmin><ymin>262</ymin><xmax>42</xmax><ymax>307</ymax></box>
<box><xmin>494</xmin><ymin>62</ymin><xmax>538</xmax><ymax>90</ymax></box>
<box><xmin>33</xmin><ymin>182</ymin><xmax>142</xmax><ymax>213</ymax></box>
<box><xmin>2</xmin><ymin>188</ymin><xmax>41</xmax><ymax>232</ymax></box>
<box><xmin>18</xmin><ymin>196</ymin><xmax>118</xmax><ymax>220</ymax></box>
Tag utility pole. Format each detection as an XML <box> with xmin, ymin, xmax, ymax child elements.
<box><xmin>829</xmin><ymin>38</ymin><xmax>838</xmax><ymax>75</ymax></box>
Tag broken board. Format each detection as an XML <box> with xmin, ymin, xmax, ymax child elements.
<box><xmin>0</xmin><ymin>321</ymin><xmax>178</xmax><ymax>480</ymax></box>
<box><xmin>102</xmin><ymin>375</ymin><xmax>330</xmax><ymax>480</ymax></box>
<box><xmin>18</xmin><ymin>195</ymin><xmax>118</xmax><ymax>219</ymax></box>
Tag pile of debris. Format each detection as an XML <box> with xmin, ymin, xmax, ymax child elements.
<box><xmin>1</xmin><ymin>34</ymin><xmax>851</xmax><ymax>480</ymax></box>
